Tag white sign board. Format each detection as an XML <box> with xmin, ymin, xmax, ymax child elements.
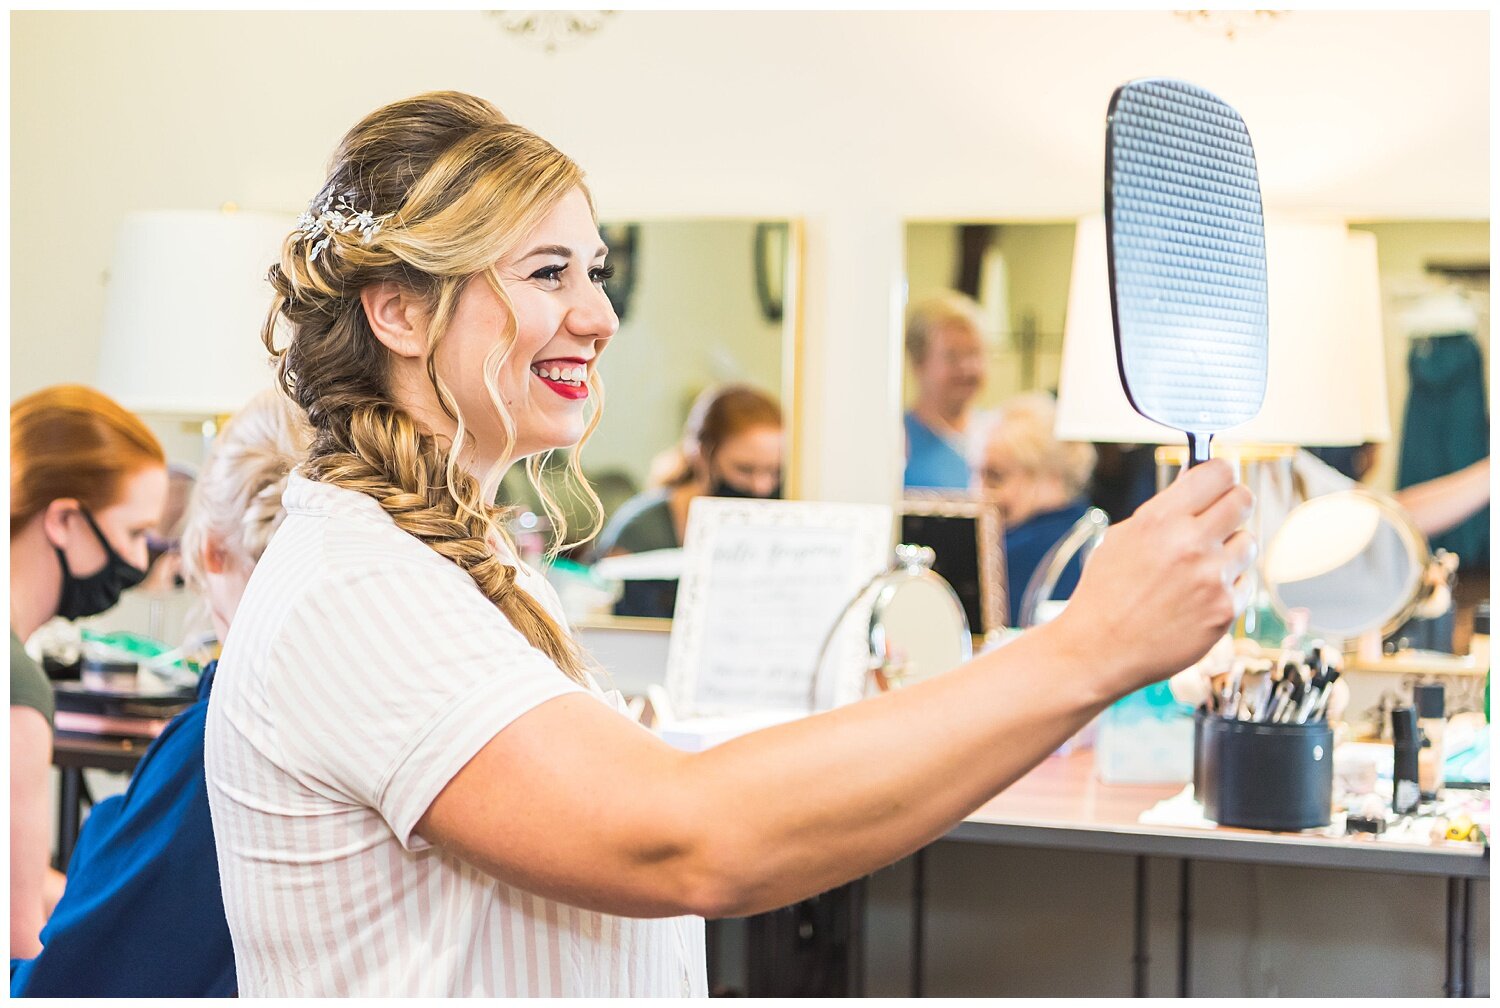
<box><xmin>665</xmin><ymin>498</ymin><xmax>892</xmax><ymax>718</ymax></box>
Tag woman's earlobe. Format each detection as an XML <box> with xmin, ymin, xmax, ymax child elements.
<box><xmin>41</xmin><ymin>499</ymin><xmax>80</xmax><ymax>549</ymax></box>
<box><xmin>361</xmin><ymin>281</ymin><xmax>427</xmax><ymax>359</ymax></box>
<box><xmin>201</xmin><ymin>540</ymin><xmax>226</xmax><ymax>576</ymax></box>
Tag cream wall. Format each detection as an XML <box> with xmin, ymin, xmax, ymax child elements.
<box><xmin>10</xmin><ymin>9</ymin><xmax>1489</xmax><ymax>508</ymax></box>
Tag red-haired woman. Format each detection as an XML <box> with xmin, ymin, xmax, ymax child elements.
<box><xmin>9</xmin><ymin>385</ymin><xmax>166</xmax><ymax>956</ymax></box>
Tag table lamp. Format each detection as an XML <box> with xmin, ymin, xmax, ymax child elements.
<box><xmin>97</xmin><ymin>208</ymin><xmax>294</xmax><ymax>432</ymax></box>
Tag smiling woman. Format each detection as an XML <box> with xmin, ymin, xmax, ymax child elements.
<box><xmin>204</xmin><ymin>89</ymin><xmax>1255</xmax><ymax>998</ymax></box>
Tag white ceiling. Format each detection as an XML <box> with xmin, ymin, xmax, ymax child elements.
<box><xmin>569</xmin><ymin>8</ymin><xmax>1490</xmax><ymax>219</ymax></box>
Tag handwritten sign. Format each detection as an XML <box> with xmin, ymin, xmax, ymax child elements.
<box><xmin>665</xmin><ymin>498</ymin><xmax>892</xmax><ymax>717</ymax></box>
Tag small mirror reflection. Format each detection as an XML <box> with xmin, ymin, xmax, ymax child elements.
<box><xmin>1264</xmin><ymin>491</ymin><xmax>1425</xmax><ymax>641</ymax></box>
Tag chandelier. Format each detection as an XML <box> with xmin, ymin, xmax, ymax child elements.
<box><xmin>1173</xmin><ymin>10</ymin><xmax>1287</xmax><ymax>42</ymax></box>
<box><xmin>489</xmin><ymin>11</ymin><xmax>614</xmax><ymax>53</ymax></box>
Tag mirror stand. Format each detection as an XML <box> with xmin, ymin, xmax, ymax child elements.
<box><xmin>811</xmin><ymin>544</ymin><xmax>972</xmax><ymax>709</ymax></box>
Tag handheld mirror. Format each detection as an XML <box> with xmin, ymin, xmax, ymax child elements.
<box><xmin>1106</xmin><ymin>78</ymin><xmax>1269</xmax><ymax>466</ymax></box>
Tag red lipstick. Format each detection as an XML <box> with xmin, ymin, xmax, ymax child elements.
<box><xmin>531</xmin><ymin>358</ymin><xmax>591</xmax><ymax>401</ymax></box>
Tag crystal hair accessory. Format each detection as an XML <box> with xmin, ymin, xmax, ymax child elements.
<box><xmin>293</xmin><ymin>189</ymin><xmax>391</xmax><ymax>262</ymax></box>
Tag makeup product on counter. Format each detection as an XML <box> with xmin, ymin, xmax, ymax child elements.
<box><xmin>1390</xmin><ymin>706</ymin><xmax>1422</xmax><ymax>815</ymax></box>
<box><xmin>1472</xmin><ymin>601</ymin><xmax>1489</xmax><ymax>722</ymax></box>
<box><xmin>1414</xmin><ymin>683</ymin><xmax>1446</xmax><ymax>800</ymax></box>
<box><xmin>1472</xmin><ymin>601</ymin><xmax>1490</xmax><ymax>669</ymax></box>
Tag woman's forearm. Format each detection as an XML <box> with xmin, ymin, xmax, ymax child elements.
<box><xmin>1391</xmin><ymin>458</ymin><xmax>1490</xmax><ymax>539</ymax></box>
<box><xmin>672</xmin><ymin>619</ymin><xmax>1109</xmax><ymax>916</ymax></box>
<box><xmin>11</xmin><ymin>708</ymin><xmax>53</xmax><ymax>958</ymax></box>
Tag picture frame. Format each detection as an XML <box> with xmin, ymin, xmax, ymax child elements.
<box><xmin>898</xmin><ymin>495</ymin><xmax>1008</xmax><ymax>636</ymax></box>
<box><xmin>665</xmin><ymin>497</ymin><xmax>893</xmax><ymax>717</ymax></box>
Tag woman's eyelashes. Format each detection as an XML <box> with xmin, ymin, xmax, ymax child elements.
<box><xmin>527</xmin><ymin>262</ymin><xmax>614</xmax><ymax>288</ymax></box>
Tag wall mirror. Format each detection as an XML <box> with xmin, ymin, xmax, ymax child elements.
<box><xmin>903</xmin><ymin>218</ymin><xmax>1489</xmax><ymax>499</ymax></box>
<box><xmin>512</xmin><ymin>217</ymin><xmax>802</xmax><ymax>625</ymax></box>
<box><xmin>902</xmin><ymin>218</ymin><xmax>1488</xmax><ymax>629</ymax></box>
<box><xmin>905</xmin><ymin>220</ymin><xmax>1077</xmax><ymax>414</ymax></box>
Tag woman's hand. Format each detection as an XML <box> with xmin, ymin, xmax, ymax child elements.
<box><xmin>1051</xmin><ymin>458</ymin><xmax>1255</xmax><ymax>701</ymax></box>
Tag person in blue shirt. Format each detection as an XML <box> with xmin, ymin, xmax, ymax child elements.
<box><xmin>11</xmin><ymin>389</ymin><xmax>309</xmax><ymax>997</ymax></box>
<box><xmin>977</xmin><ymin>392</ymin><xmax>1098</xmax><ymax>627</ymax></box>
<box><xmin>903</xmin><ymin>292</ymin><xmax>990</xmax><ymax>491</ymax></box>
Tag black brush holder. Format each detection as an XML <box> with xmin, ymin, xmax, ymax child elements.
<box><xmin>1195</xmin><ymin>710</ymin><xmax>1333</xmax><ymax>831</ymax></box>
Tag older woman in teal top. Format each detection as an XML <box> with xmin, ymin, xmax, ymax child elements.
<box><xmin>902</xmin><ymin>292</ymin><xmax>989</xmax><ymax>491</ymax></box>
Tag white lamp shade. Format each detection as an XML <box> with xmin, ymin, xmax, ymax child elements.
<box><xmin>1055</xmin><ymin>215</ymin><xmax>1177</xmax><ymax>444</ymax></box>
<box><xmin>98</xmin><ymin>210</ymin><xmax>294</xmax><ymax>416</ymax></box>
<box><xmin>1056</xmin><ymin>215</ymin><xmax>1389</xmax><ymax>447</ymax></box>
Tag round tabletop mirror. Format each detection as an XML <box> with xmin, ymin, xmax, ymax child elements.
<box><xmin>1262</xmin><ymin>489</ymin><xmax>1430</xmax><ymax>643</ymax></box>
<box><xmin>814</xmin><ymin>544</ymin><xmax>972</xmax><ymax>704</ymax></box>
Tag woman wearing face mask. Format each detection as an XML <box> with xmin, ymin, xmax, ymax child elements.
<box><xmin>9</xmin><ymin>385</ymin><xmax>167</xmax><ymax>958</ymax></box>
<box><xmin>205</xmin><ymin>92</ymin><xmax>1253</xmax><ymax>997</ymax></box>
<box><xmin>10</xmin><ymin>389</ymin><xmax>308</xmax><ymax>996</ymax></box>
<box><xmin>596</xmin><ymin>383</ymin><xmax>783</xmax><ymax>618</ymax></box>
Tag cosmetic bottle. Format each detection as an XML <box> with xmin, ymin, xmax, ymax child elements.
<box><xmin>1414</xmin><ymin>683</ymin><xmax>1446</xmax><ymax>801</ymax></box>
<box><xmin>1470</xmin><ymin>601</ymin><xmax>1488</xmax><ymax>722</ymax></box>
<box><xmin>1390</xmin><ymin>706</ymin><xmax>1421</xmax><ymax>815</ymax></box>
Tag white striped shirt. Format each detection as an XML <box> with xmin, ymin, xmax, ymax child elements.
<box><xmin>205</xmin><ymin>474</ymin><xmax>707</xmax><ymax>996</ymax></box>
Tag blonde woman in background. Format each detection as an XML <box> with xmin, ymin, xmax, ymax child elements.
<box><xmin>9</xmin><ymin>386</ymin><xmax>166</xmax><ymax>958</ymax></box>
<box><xmin>11</xmin><ymin>389</ymin><xmax>309</xmax><ymax>996</ymax></box>
<box><xmin>205</xmin><ymin>90</ymin><xmax>1253</xmax><ymax>996</ymax></box>
<box><xmin>978</xmin><ymin>391</ymin><xmax>1098</xmax><ymax>626</ymax></box>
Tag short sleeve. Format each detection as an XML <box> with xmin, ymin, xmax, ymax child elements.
<box><xmin>11</xmin><ymin>632</ymin><xmax>54</xmax><ymax>726</ymax></box>
<box><xmin>598</xmin><ymin>493</ymin><xmax>676</xmax><ymax>556</ymax></box>
<box><xmin>265</xmin><ymin>558</ymin><xmax>588</xmax><ymax>851</ymax></box>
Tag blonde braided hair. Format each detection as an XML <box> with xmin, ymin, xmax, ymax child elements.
<box><xmin>261</xmin><ymin>91</ymin><xmax>600</xmax><ymax>683</ymax></box>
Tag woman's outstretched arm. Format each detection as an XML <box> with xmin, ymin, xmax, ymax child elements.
<box><xmin>419</xmin><ymin>460</ymin><xmax>1253</xmax><ymax>918</ymax></box>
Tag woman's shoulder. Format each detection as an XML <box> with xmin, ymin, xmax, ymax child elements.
<box><xmin>598</xmin><ymin>489</ymin><xmax>676</xmax><ymax>554</ymax></box>
<box><xmin>10</xmin><ymin>629</ymin><xmax>54</xmax><ymax>725</ymax></box>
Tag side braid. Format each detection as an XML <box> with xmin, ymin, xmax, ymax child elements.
<box><xmin>306</xmin><ymin>404</ymin><xmax>590</xmax><ymax>683</ymax></box>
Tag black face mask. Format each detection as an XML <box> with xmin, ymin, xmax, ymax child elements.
<box><xmin>54</xmin><ymin>508</ymin><xmax>148</xmax><ymax>620</ymax></box>
<box><xmin>707</xmin><ymin>478</ymin><xmax>782</xmax><ymax>500</ymax></box>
